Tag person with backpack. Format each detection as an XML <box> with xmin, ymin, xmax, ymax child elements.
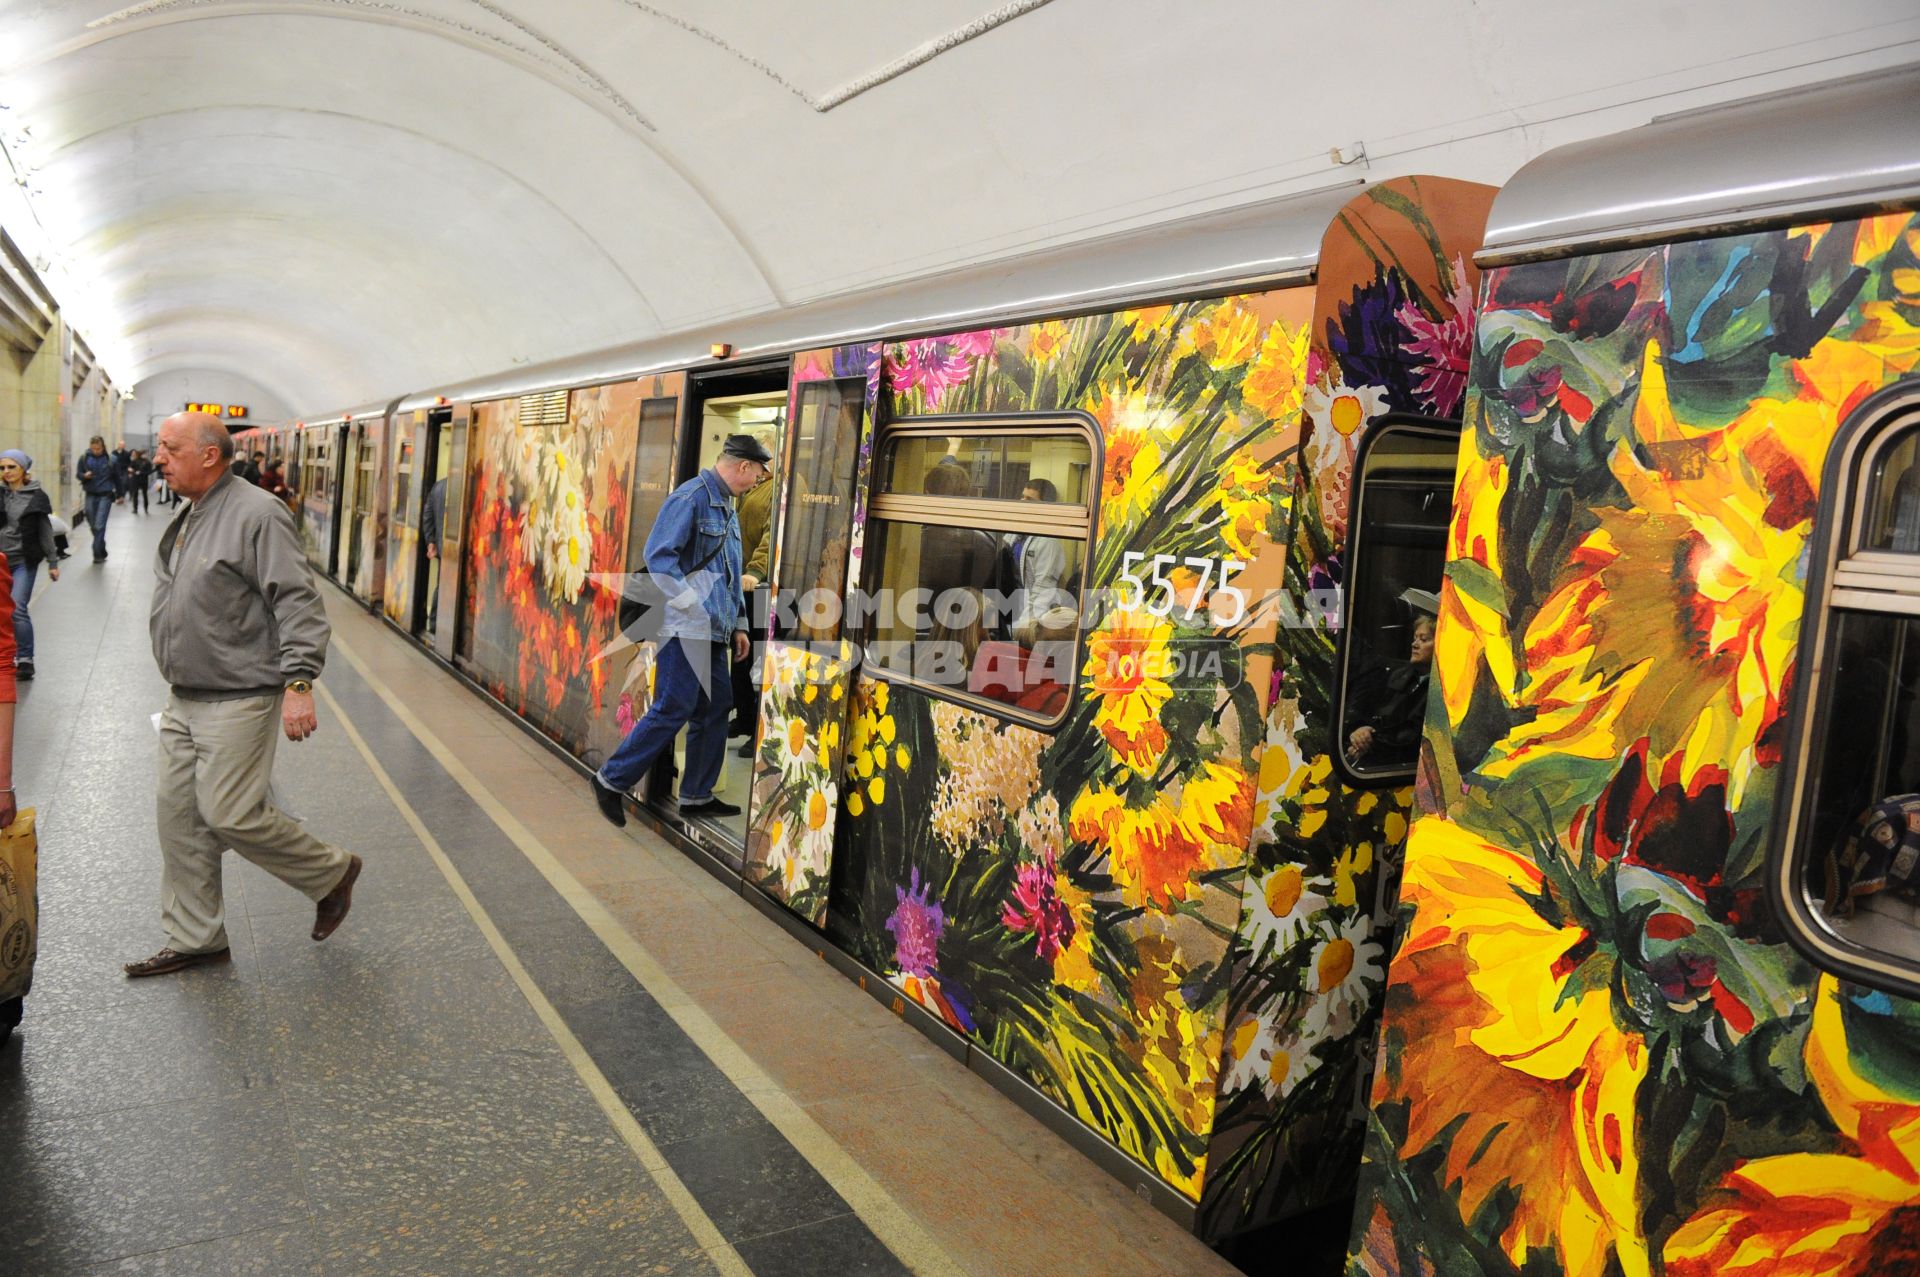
<box><xmin>0</xmin><ymin>450</ymin><xmax>58</xmax><ymax>681</ymax></box>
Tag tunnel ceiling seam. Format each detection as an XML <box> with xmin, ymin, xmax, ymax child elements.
<box><xmin>616</xmin><ymin>0</ymin><xmax>1058</xmax><ymax>112</ymax></box>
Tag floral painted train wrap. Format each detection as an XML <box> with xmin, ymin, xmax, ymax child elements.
<box><xmin>762</xmin><ymin>180</ymin><xmax>1499</xmax><ymax>1228</ymax></box>
<box><xmin>1353</xmin><ymin>213</ymin><xmax>1920</xmax><ymax>1276</ymax></box>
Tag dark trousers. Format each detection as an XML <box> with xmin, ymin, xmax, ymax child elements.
<box><xmin>84</xmin><ymin>493</ymin><xmax>112</xmax><ymax>558</ymax></box>
<box><xmin>129</xmin><ymin>481</ymin><xmax>148</xmax><ymax>513</ymax></box>
<box><xmin>598</xmin><ymin>637</ymin><xmax>733</xmax><ymax>802</ymax></box>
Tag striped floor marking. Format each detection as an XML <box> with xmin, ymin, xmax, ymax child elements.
<box><xmin>327</xmin><ymin>634</ymin><xmax>967</xmax><ymax>1277</ymax></box>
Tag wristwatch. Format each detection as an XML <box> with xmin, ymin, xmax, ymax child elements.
<box><xmin>287</xmin><ymin>679</ymin><xmax>314</xmax><ymax>695</ymax></box>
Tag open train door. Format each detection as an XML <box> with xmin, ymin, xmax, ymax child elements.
<box><xmin>429</xmin><ymin>400</ymin><xmax>471</xmax><ymax>663</ymax></box>
<box><xmin>740</xmin><ymin>344</ymin><xmax>880</xmax><ymax>924</ymax></box>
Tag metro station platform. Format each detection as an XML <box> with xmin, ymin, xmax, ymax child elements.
<box><xmin>0</xmin><ymin>508</ymin><xmax>1238</xmax><ymax>1277</ymax></box>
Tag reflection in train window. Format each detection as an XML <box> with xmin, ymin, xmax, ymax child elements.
<box><xmin>773</xmin><ymin>377</ymin><xmax>865</xmax><ymax>644</ymax></box>
<box><xmin>863</xmin><ymin>423</ymin><xmax>1094</xmax><ymax>724</ymax></box>
<box><xmin>1334</xmin><ymin>419</ymin><xmax>1458</xmax><ymax>783</ymax></box>
<box><xmin>1785</xmin><ymin>410</ymin><xmax>1920</xmax><ymax>978</ymax></box>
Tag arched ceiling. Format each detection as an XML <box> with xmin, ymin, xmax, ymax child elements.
<box><xmin>0</xmin><ymin>0</ymin><xmax>1914</xmax><ymax>414</ymax></box>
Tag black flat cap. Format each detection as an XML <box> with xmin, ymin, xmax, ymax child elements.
<box><xmin>722</xmin><ymin>433</ymin><xmax>773</xmax><ymax>464</ymax></box>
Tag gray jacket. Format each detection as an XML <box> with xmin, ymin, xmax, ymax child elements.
<box><xmin>0</xmin><ymin>481</ymin><xmax>57</xmax><ymax>568</ymax></box>
<box><xmin>151</xmin><ymin>471</ymin><xmax>330</xmax><ymax>700</ymax></box>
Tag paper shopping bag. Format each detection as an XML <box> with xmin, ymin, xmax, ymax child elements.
<box><xmin>0</xmin><ymin>809</ymin><xmax>39</xmax><ymax>1003</ymax></box>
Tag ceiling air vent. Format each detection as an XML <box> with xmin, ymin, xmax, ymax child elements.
<box><xmin>517</xmin><ymin>389</ymin><xmax>569</xmax><ymax>426</ymax></box>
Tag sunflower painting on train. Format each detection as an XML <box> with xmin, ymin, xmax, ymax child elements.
<box><xmin>824</xmin><ymin>291</ymin><xmax>1312</xmax><ymax>1197</ymax></box>
<box><xmin>1201</xmin><ymin>178</ymin><xmax>1496</xmax><ymax>1235</ymax></box>
<box><xmin>1353</xmin><ymin>213</ymin><xmax>1920</xmax><ymax>1277</ymax></box>
<box><xmin>459</xmin><ymin>382</ymin><xmax>640</xmax><ymax>759</ymax></box>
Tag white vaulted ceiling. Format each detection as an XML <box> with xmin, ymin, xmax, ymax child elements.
<box><xmin>0</xmin><ymin>0</ymin><xmax>1915</xmax><ymax>413</ymax></box>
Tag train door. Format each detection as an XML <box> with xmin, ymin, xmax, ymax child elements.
<box><xmin>431</xmin><ymin>401</ymin><xmax>469</xmax><ymax>663</ymax></box>
<box><xmin>338</xmin><ymin>420</ymin><xmax>380</xmax><ymax>595</ymax></box>
<box><xmin>740</xmin><ymin>347</ymin><xmax>877</xmax><ymax>922</ymax></box>
<box><xmin>381</xmin><ymin>410</ymin><xmax>425</xmax><ymax>628</ymax></box>
<box><xmin>411</xmin><ymin>406</ymin><xmax>452</xmax><ymax>640</ymax></box>
<box><xmin>640</xmin><ymin>360</ymin><xmax>790</xmax><ymax>861</ymax></box>
<box><xmin>326</xmin><ymin>423</ymin><xmax>348</xmax><ymax>578</ymax></box>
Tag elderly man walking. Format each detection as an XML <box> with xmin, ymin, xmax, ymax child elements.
<box><xmin>591</xmin><ymin>433</ymin><xmax>770</xmax><ymax>825</ymax></box>
<box><xmin>124</xmin><ymin>412</ymin><xmax>362</xmax><ymax>977</ymax></box>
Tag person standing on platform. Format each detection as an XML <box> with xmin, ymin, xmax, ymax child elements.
<box><xmin>112</xmin><ymin>440</ymin><xmax>132</xmax><ymax>505</ymax></box>
<box><xmin>730</xmin><ymin>440</ymin><xmax>775</xmax><ymax>751</ymax></box>
<box><xmin>125</xmin><ymin>450</ymin><xmax>154</xmax><ymax>514</ymax></box>
<box><xmin>420</xmin><ymin>474</ymin><xmax>447</xmax><ymax>633</ymax></box>
<box><xmin>0</xmin><ymin>451</ymin><xmax>58</xmax><ymax>682</ymax></box>
<box><xmin>0</xmin><ymin>549</ymin><xmax>16</xmax><ymax>831</ymax></box>
<box><xmin>76</xmin><ymin>436</ymin><xmax>122</xmax><ymax>563</ymax></box>
<box><xmin>124</xmin><ymin>411</ymin><xmax>362</xmax><ymax>978</ymax></box>
<box><xmin>259</xmin><ymin>453</ymin><xmax>289</xmax><ymax>503</ymax></box>
<box><xmin>590</xmin><ymin>433</ymin><xmax>770</xmax><ymax>826</ymax></box>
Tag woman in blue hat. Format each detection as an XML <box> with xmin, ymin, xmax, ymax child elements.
<box><xmin>0</xmin><ymin>450</ymin><xmax>58</xmax><ymax>681</ymax></box>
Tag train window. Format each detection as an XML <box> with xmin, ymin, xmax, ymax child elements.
<box><xmin>393</xmin><ymin>436</ymin><xmax>415</xmax><ymax>524</ymax></box>
<box><xmin>773</xmin><ymin>377</ymin><xmax>865</xmax><ymax>643</ymax></box>
<box><xmin>1778</xmin><ymin>393</ymin><xmax>1920</xmax><ymax>991</ymax></box>
<box><xmin>1332</xmin><ymin>417</ymin><xmax>1458</xmax><ymax>785</ymax></box>
<box><xmin>861</xmin><ymin>420</ymin><xmax>1094</xmax><ymax>726</ymax></box>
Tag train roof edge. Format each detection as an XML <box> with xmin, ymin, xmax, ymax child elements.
<box><xmin>1479</xmin><ymin>61</ymin><xmax>1920</xmax><ymax>267</ymax></box>
<box><xmin>352</xmin><ymin>178</ymin><xmax>1378</xmax><ymax>418</ymax></box>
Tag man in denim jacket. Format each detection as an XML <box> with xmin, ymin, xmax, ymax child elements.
<box><xmin>591</xmin><ymin>434</ymin><xmax>771</xmax><ymax>824</ymax></box>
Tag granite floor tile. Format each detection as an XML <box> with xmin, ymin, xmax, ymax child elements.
<box><xmin>247</xmin><ymin>891</ymin><xmax>492</xmax><ymax>979</ymax></box>
<box><xmin>658</xmin><ymin>1120</ymin><xmax>855</xmax><ymax>1245</ymax></box>
<box><xmin>282</xmin><ymin>1045</ymin><xmax>629</xmax><ymax>1220</ymax></box>
<box><xmin>0</xmin><ymin>980</ymin><xmax>274</xmax><ymax>1121</ymax></box>
<box><xmin>310</xmin><ymin>1169</ymin><xmax>716</xmax><ymax>1277</ymax></box>
<box><xmin>731</xmin><ymin>1213</ymin><xmax>910</xmax><ymax>1277</ymax></box>
<box><xmin>561</xmin><ymin>992</ymin><xmax>768</xmax><ymax>1147</ymax></box>
<box><xmin>0</xmin><ymin>1091</ymin><xmax>308</xmax><ymax>1271</ymax></box>
<box><xmin>260</xmin><ymin>955</ymin><xmax>551</xmax><ymax>1084</ymax></box>
<box><xmin>83</xmin><ymin>1223</ymin><xmax>320</xmax><ymax>1276</ymax></box>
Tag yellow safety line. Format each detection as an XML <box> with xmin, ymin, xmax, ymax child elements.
<box><xmin>315</xmin><ymin>680</ymin><xmax>755</xmax><ymax>1277</ymax></box>
<box><xmin>328</xmin><ymin>634</ymin><xmax>967</xmax><ymax>1277</ymax></box>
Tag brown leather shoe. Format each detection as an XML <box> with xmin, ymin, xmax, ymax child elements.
<box><xmin>124</xmin><ymin>946</ymin><xmax>231</xmax><ymax>978</ymax></box>
<box><xmin>312</xmin><ymin>854</ymin><xmax>362</xmax><ymax>941</ymax></box>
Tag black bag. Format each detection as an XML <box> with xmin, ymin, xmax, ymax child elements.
<box><xmin>618</xmin><ymin>541</ymin><xmax>725</xmax><ymax>640</ymax></box>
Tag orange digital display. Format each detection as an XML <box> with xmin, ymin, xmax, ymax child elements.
<box><xmin>182</xmin><ymin>403</ymin><xmax>249</xmax><ymax>418</ymax></box>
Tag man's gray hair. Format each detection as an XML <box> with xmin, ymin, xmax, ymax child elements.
<box><xmin>187</xmin><ymin>415</ymin><xmax>234</xmax><ymax>460</ymax></box>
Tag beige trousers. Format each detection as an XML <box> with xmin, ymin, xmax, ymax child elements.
<box><xmin>157</xmin><ymin>691</ymin><xmax>352</xmax><ymax>954</ymax></box>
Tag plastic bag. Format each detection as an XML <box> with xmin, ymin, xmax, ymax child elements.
<box><xmin>0</xmin><ymin>809</ymin><xmax>39</xmax><ymax>1005</ymax></box>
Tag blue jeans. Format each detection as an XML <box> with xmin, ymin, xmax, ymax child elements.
<box><xmin>85</xmin><ymin>493</ymin><xmax>113</xmax><ymax>558</ymax></box>
<box><xmin>10</xmin><ymin>561</ymin><xmax>34</xmax><ymax>662</ymax></box>
<box><xmin>598</xmin><ymin>637</ymin><xmax>733</xmax><ymax>801</ymax></box>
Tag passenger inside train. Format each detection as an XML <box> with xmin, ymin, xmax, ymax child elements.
<box><xmin>868</xmin><ymin>429</ymin><xmax>1090</xmax><ymax>715</ymax></box>
<box><xmin>1335</xmin><ymin>420</ymin><xmax>1455</xmax><ymax>779</ymax></box>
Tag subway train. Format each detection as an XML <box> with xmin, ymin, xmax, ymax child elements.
<box><xmin>237</xmin><ymin>65</ymin><xmax>1920</xmax><ymax>1273</ymax></box>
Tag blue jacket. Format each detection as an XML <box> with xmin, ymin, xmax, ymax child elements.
<box><xmin>644</xmin><ymin>469</ymin><xmax>744</xmax><ymax>641</ymax></box>
<box><xmin>77</xmin><ymin>450</ymin><xmax>122</xmax><ymax>497</ymax></box>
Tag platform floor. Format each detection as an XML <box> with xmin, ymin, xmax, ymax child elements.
<box><xmin>0</xmin><ymin>505</ymin><xmax>1240</xmax><ymax>1276</ymax></box>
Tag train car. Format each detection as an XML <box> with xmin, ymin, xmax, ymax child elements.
<box><xmin>297</xmin><ymin>418</ymin><xmax>345</xmax><ymax>575</ymax></box>
<box><xmin>1350</xmin><ymin>68</ymin><xmax>1920</xmax><ymax>1277</ymax></box>
<box><xmin>295</xmin><ymin>174</ymin><xmax>1494</xmax><ymax>1241</ymax></box>
<box><xmin>333</xmin><ymin>412</ymin><xmax>389</xmax><ymax>603</ymax></box>
<box><xmin>379</xmin><ymin>403</ymin><xmax>454</xmax><ymax>635</ymax></box>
